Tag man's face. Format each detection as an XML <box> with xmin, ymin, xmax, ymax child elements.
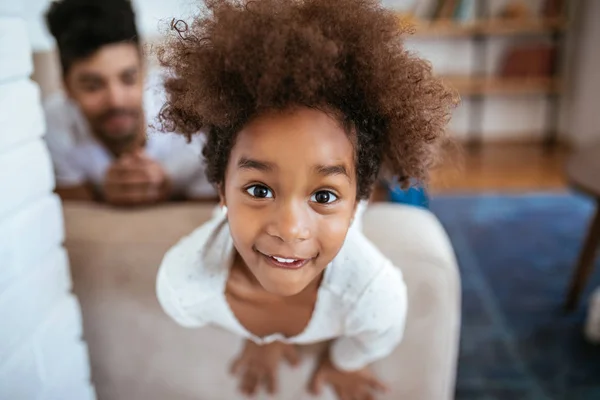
<box><xmin>64</xmin><ymin>42</ymin><xmax>143</xmax><ymax>148</ymax></box>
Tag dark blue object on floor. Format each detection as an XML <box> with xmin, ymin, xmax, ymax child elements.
<box><xmin>388</xmin><ymin>184</ymin><xmax>429</xmax><ymax>208</ymax></box>
<box><xmin>430</xmin><ymin>193</ymin><xmax>600</xmax><ymax>400</ymax></box>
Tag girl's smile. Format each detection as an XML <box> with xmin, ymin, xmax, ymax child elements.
<box><xmin>255</xmin><ymin>247</ymin><xmax>317</xmax><ymax>270</ymax></box>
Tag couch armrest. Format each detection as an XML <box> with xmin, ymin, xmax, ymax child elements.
<box><xmin>363</xmin><ymin>204</ymin><xmax>461</xmax><ymax>400</ymax></box>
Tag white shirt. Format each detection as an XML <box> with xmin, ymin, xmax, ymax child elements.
<box><xmin>156</xmin><ymin>205</ymin><xmax>407</xmax><ymax>371</ymax></box>
<box><xmin>42</xmin><ymin>73</ymin><xmax>215</xmax><ymax>198</ymax></box>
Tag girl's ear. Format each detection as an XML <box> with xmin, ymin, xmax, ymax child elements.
<box><xmin>349</xmin><ymin>199</ymin><xmax>359</xmax><ymax>226</ymax></box>
<box><xmin>350</xmin><ymin>200</ymin><xmax>368</xmax><ymax>232</ymax></box>
<box><xmin>217</xmin><ymin>184</ymin><xmax>228</xmax><ymax>215</ymax></box>
<box><xmin>217</xmin><ymin>183</ymin><xmax>226</xmax><ymax>207</ymax></box>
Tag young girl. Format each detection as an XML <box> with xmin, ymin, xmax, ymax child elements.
<box><xmin>156</xmin><ymin>0</ymin><xmax>455</xmax><ymax>398</ymax></box>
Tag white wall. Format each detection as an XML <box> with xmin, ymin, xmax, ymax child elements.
<box><xmin>132</xmin><ymin>0</ymin><xmax>201</xmax><ymax>41</ymax></box>
<box><xmin>0</xmin><ymin>3</ymin><xmax>95</xmax><ymax>399</ymax></box>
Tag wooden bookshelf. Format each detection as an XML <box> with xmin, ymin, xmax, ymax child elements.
<box><xmin>410</xmin><ymin>17</ymin><xmax>567</xmax><ymax>38</ymax></box>
<box><xmin>441</xmin><ymin>76</ymin><xmax>563</xmax><ymax>96</ymax></box>
<box><xmin>476</xmin><ymin>17</ymin><xmax>566</xmax><ymax>36</ymax></box>
<box><xmin>409</xmin><ymin>19</ymin><xmax>475</xmax><ymax>37</ymax></box>
<box><xmin>394</xmin><ymin>0</ymin><xmax>573</xmax><ymax>149</ymax></box>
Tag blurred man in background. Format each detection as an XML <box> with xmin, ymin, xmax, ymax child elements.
<box><xmin>43</xmin><ymin>0</ymin><xmax>215</xmax><ymax>206</ymax></box>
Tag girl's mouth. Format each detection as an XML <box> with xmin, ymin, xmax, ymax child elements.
<box><xmin>256</xmin><ymin>250</ymin><xmax>313</xmax><ymax>270</ymax></box>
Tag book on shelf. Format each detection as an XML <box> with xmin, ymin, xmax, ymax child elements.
<box><xmin>453</xmin><ymin>0</ymin><xmax>476</xmax><ymax>23</ymax></box>
<box><xmin>433</xmin><ymin>0</ymin><xmax>458</xmax><ymax>19</ymax></box>
<box><xmin>500</xmin><ymin>44</ymin><xmax>556</xmax><ymax>78</ymax></box>
<box><xmin>542</xmin><ymin>0</ymin><xmax>565</xmax><ymax>18</ymax></box>
<box><xmin>414</xmin><ymin>0</ymin><xmax>476</xmax><ymax>24</ymax></box>
<box><xmin>412</xmin><ymin>0</ymin><xmax>440</xmax><ymax>20</ymax></box>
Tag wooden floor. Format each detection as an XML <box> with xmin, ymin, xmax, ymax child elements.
<box><xmin>371</xmin><ymin>143</ymin><xmax>571</xmax><ymax>201</ymax></box>
<box><xmin>429</xmin><ymin>143</ymin><xmax>570</xmax><ymax>194</ymax></box>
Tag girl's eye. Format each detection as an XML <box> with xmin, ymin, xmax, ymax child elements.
<box><xmin>246</xmin><ymin>185</ymin><xmax>273</xmax><ymax>199</ymax></box>
<box><xmin>311</xmin><ymin>190</ymin><xmax>338</xmax><ymax>204</ymax></box>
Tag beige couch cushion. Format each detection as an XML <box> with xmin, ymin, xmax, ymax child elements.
<box><xmin>64</xmin><ymin>202</ymin><xmax>460</xmax><ymax>400</ymax></box>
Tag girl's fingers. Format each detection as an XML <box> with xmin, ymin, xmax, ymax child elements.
<box><xmin>308</xmin><ymin>369</ymin><xmax>325</xmax><ymax>395</ymax></box>
<box><xmin>334</xmin><ymin>386</ymin><xmax>352</xmax><ymax>400</ymax></box>
<box><xmin>230</xmin><ymin>357</ymin><xmax>243</xmax><ymax>375</ymax></box>
<box><xmin>367</xmin><ymin>376</ymin><xmax>389</xmax><ymax>393</ymax></box>
<box><xmin>241</xmin><ymin>370</ymin><xmax>259</xmax><ymax>397</ymax></box>
<box><xmin>284</xmin><ymin>345</ymin><xmax>300</xmax><ymax>366</ymax></box>
<box><xmin>264</xmin><ymin>372</ymin><xmax>278</xmax><ymax>394</ymax></box>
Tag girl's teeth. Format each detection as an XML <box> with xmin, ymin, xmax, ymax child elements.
<box><xmin>273</xmin><ymin>256</ymin><xmax>297</xmax><ymax>263</ymax></box>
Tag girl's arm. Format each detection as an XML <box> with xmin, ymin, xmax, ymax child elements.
<box><xmin>155</xmin><ymin>218</ymin><xmax>225</xmax><ymax>328</ymax></box>
<box><xmin>309</xmin><ymin>264</ymin><xmax>407</xmax><ymax>398</ymax></box>
<box><xmin>156</xmin><ymin>261</ymin><xmax>208</xmax><ymax>328</ymax></box>
<box><xmin>333</xmin><ymin>263</ymin><xmax>407</xmax><ymax>370</ymax></box>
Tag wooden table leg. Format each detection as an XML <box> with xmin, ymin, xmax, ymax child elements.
<box><xmin>565</xmin><ymin>201</ymin><xmax>600</xmax><ymax>311</ymax></box>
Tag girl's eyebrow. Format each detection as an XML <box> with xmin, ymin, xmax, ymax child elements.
<box><xmin>237</xmin><ymin>157</ymin><xmax>350</xmax><ymax>181</ymax></box>
<box><xmin>314</xmin><ymin>164</ymin><xmax>350</xmax><ymax>181</ymax></box>
<box><xmin>237</xmin><ymin>156</ymin><xmax>276</xmax><ymax>172</ymax></box>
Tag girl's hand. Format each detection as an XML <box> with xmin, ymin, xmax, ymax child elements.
<box><xmin>308</xmin><ymin>352</ymin><xmax>389</xmax><ymax>400</ymax></box>
<box><xmin>230</xmin><ymin>339</ymin><xmax>300</xmax><ymax>397</ymax></box>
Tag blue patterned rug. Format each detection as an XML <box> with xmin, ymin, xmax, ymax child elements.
<box><xmin>429</xmin><ymin>193</ymin><xmax>600</xmax><ymax>400</ymax></box>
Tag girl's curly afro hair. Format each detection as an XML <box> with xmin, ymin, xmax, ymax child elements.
<box><xmin>158</xmin><ymin>0</ymin><xmax>458</xmax><ymax>199</ymax></box>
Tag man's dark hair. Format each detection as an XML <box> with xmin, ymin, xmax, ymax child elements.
<box><xmin>46</xmin><ymin>0</ymin><xmax>139</xmax><ymax>74</ymax></box>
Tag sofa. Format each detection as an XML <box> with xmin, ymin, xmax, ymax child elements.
<box><xmin>63</xmin><ymin>201</ymin><xmax>461</xmax><ymax>400</ymax></box>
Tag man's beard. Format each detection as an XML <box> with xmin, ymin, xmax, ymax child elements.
<box><xmin>92</xmin><ymin>107</ymin><xmax>142</xmax><ymax>151</ymax></box>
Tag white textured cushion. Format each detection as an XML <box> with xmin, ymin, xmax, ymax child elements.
<box><xmin>0</xmin><ymin>342</ymin><xmax>42</xmax><ymax>399</ymax></box>
<box><xmin>0</xmin><ymin>79</ymin><xmax>44</xmax><ymax>154</ymax></box>
<box><xmin>40</xmin><ymin>351</ymin><xmax>97</xmax><ymax>400</ymax></box>
<box><xmin>0</xmin><ymin>248</ymin><xmax>72</xmax><ymax>364</ymax></box>
<box><xmin>0</xmin><ymin>195</ymin><xmax>64</xmax><ymax>292</ymax></box>
<box><xmin>0</xmin><ymin>17</ymin><xmax>32</xmax><ymax>83</ymax></box>
<box><xmin>0</xmin><ymin>295</ymin><xmax>92</xmax><ymax>400</ymax></box>
<box><xmin>0</xmin><ymin>139</ymin><xmax>55</xmax><ymax>221</ymax></box>
<box><xmin>0</xmin><ymin>3</ymin><xmax>23</xmax><ymax>16</ymax></box>
<box><xmin>35</xmin><ymin>295</ymin><xmax>86</xmax><ymax>381</ymax></box>
<box><xmin>0</xmin><ymin>333</ymin><xmax>93</xmax><ymax>400</ymax></box>
<box><xmin>39</xmin><ymin>339</ymin><xmax>94</xmax><ymax>400</ymax></box>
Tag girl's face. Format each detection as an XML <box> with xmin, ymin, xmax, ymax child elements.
<box><xmin>223</xmin><ymin>107</ymin><xmax>358</xmax><ymax>297</ymax></box>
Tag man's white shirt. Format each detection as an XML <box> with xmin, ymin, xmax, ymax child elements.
<box><xmin>43</xmin><ymin>72</ymin><xmax>215</xmax><ymax>198</ymax></box>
